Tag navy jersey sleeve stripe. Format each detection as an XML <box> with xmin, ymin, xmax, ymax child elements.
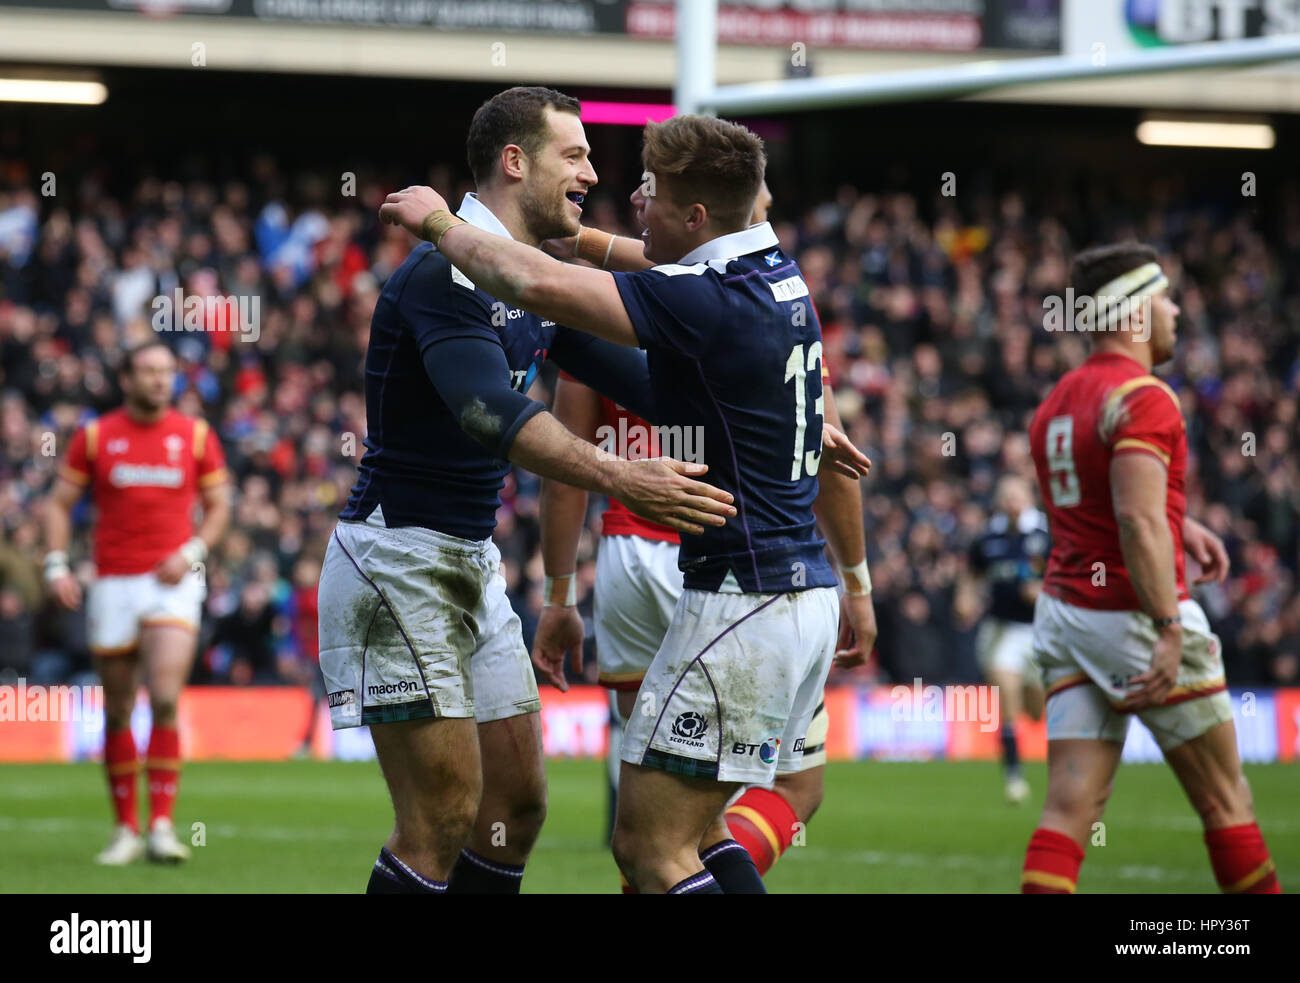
<box><xmin>549</xmin><ymin>326</ymin><xmax>657</xmax><ymax>424</ymax></box>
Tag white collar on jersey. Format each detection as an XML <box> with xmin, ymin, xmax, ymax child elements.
<box><xmin>676</xmin><ymin>221</ymin><xmax>780</xmax><ymax>268</ymax></box>
<box><xmin>456</xmin><ymin>193</ymin><xmax>513</xmax><ymax>239</ymax></box>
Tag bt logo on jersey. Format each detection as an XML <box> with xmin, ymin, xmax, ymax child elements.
<box><xmin>731</xmin><ymin>738</ymin><xmax>781</xmax><ymax>762</ymax></box>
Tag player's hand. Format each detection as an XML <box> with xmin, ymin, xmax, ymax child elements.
<box><xmin>49</xmin><ymin>573</ymin><xmax>82</xmax><ymax>610</ymax></box>
<box><xmin>833</xmin><ymin>591</ymin><xmax>878</xmax><ymax>669</ymax></box>
<box><xmin>1184</xmin><ymin>516</ymin><xmax>1230</xmax><ymax>585</ymax></box>
<box><xmin>540</xmin><ymin>234</ymin><xmax>579</xmax><ymax>260</ymax></box>
<box><xmin>1118</xmin><ymin>623</ymin><xmax>1182</xmax><ymax>712</ymax></box>
<box><xmin>154</xmin><ymin>550</ymin><xmax>191</xmax><ymax>585</ymax></box>
<box><xmin>820</xmin><ymin>423</ymin><xmax>872</xmax><ymax>480</ymax></box>
<box><xmin>378</xmin><ymin>186</ymin><xmax>450</xmax><ymax>238</ymax></box>
<box><xmin>615</xmin><ymin>458</ymin><xmax>736</xmax><ymax>536</ymax></box>
<box><xmin>532</xmin><ymin>604</ymin><xmax>584</xmax><ymax>692</ymax></box>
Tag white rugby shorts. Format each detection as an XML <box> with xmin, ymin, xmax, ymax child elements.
<box><xmin>976</xmin><ymin>618</ymin><xmax>1042</xmax><ymax>682</ymax></box>
<box><xmin>317</xmin><ymin>508</ymin><xmax>540</xmax><ymax>729</ymax></box>
<box><xmin>87</xmin><ymin>570</ymin><xmax>204</xmax><ymax>655</ymax></box>
<box><xmin>621</xmin><ymin>586</ymin><xmax>838</xmax><ymax>785</ymax></box>
<box><xmin>1033</xmin><ymin>593</ymin><xmax>1232</xmax><ymax>752</ymax></box>
<box><xmin>594</xmin><ymin>534</ymin><xmax>683</xmax><ymax>691</ymax></box>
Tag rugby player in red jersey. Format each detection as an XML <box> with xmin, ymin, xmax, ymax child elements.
<box><xmin>44</xmin><ymin>340</ymin><xmax>231</xmax><ymax>865</ymax></box>
<box><xmin>1021</xmin><ymin>242</ymin><xmax>1280</xmax><ymax>894</ymax></box>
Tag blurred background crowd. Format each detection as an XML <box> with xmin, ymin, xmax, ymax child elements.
<box><xmin>1</xmin><ymin>158</ymin><xmax>1297</xmax><ymax>692</ymax></box>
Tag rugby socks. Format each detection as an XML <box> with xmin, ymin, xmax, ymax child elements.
<box><xmin>367</xmin><ymin>846</ymin><xmax>448</xmax><ymax>894</ymax></box>
<box><xmin>1204</xmin><ymin>823</ymin><xmax>1281</xmax><ymax>894</ymax></box>
<box><xmin>145</xmin><ymin>725</ymin><xmax>181</xmax><ymax>827</ymax></box>
<box><xmin>104</xmin><ymin>727</ymin><xmax>140</xmax><ymax>834</ymax></box>
<box><xmin>667</xmin><ymin>870</ymin><xmax>723</xmax><ymax>894</ymax></box>
<box><xmin>1021</xmin><ymin>828</ymin><xmax>1084</xmax><ymax>894</ymax></box>
<box><xmin>700</xmin><ymin>839</ymin><xmax>767</xmax><ymax>894</ymax></box>
<box><xmin>446</xmin><ymin>849</ymin><xmax>525</xmax><ymax>894</ymax></box>
<box><xmin>725</xmin><ymin>787</ymin><xmax>800</xmax><ymax>875</ymax></box>
<box><xmin>1000</xmin><ymin>725</ymin><xmax>1021</xmax><ymax>777</ymax></box>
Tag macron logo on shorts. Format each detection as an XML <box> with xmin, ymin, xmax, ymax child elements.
<box><xmin>366</xmin><ymin>681</ymin><xmax>421</xmax><ymax>697</ymax></box>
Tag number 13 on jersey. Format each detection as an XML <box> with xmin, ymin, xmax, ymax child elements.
<box><xmin>785</xmin><ymin>341</ymin><xmax>824</xmax><ymax>481</ymax></box>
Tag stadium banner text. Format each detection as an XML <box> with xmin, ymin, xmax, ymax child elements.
<box><xmin>0</xmin><ymin>0</ymin><xmax>1061</xmax><ymax>52</ymax></box>
<box><xmin>1</xmin><ymin>683</ymin><xmax>1295</xmax><ymax>764</ymax></box>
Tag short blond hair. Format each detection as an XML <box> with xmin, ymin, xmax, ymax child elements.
<box><xmin>641</xmin><ymin>115</ymin><xmax>766</xmax><ymax>230</ymax></box>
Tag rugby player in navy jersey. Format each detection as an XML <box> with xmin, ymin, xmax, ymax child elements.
<box><xmin>318</xmin><ymin>88</ymin><xmax>738</xmax><ymax>896</ymax></box>
<box><xmin>381</xmin><ymin>113</ymin><xmax>873</xmax><ymax>893</ymax></box>
<box><xmin>955</xmin><ymin>475</ymin><xmax>1050</xmax><ymax>803</ymax></box>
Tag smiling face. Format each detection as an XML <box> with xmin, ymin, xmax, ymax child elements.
<box><xmin>629</xmin><ymin>115</ymin><xmax>767</xmax><ymax>265</ymax></box>
<box><xmin>629</xmin><ymin>173</ymin><xmax>703</xmax><ymax>265</ymax></box>
<box><xmin>517</xmin><ymin>107</ymin><xmax>597</xmax><ymax>243</ymax></box>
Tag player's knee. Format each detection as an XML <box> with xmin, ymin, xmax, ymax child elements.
<box><xmin>610</xmin><ymin>823</ymin><xmax>648</xmax><ymax>882</ymax></box>
<box><xmin>150</xmin><ymin>698</ymin><xmax>178</xmax><ymax>725</ymax></box>
<box><xmin>1045</xmin><ymin>778</ymin><xmax>1110</xmax><ymax>822</ymax></box>
<box><xmin>1092</xmin><ymin>780</ymin><xmax>1114</xmax><ymax>822</ymax></box>
<box><xmin>774</xmin><ymin>773</ymin><xmax>824</xmax><ymax>822</ymax></box>
<box><xmin>501</xmin><ymin>784</ymin><xmax>548</xmax><ymax>847</ymax></box>
<box><xmin>1186</xmin><ymin>772</ymin><xmax>1253</xmax><ymax>828</ymax></box>
<box><xmin>399</xmin><ymin>789</ymin><xmax>479</xmax><ymax>849</ymax></box>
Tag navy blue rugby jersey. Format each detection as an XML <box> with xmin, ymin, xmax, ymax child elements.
<box><xmin>613</xmin><ymin>223</ymin><xmax>837</xmax><ymax>594</ymax></box>
<box><xmin>968</xmin><ymin>509</ymin><xmax>1051</xmax><ymax>623</ymax></box>
<box><xmin>341</xmin><ymin>194</ymin><xmax>650</xmax><ymax>541</ymax></box>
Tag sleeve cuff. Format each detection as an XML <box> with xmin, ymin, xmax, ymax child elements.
<box><xmin>494</xmin><ymin>399</ymin><xmax>547</xmax><ymax>459</ymax></box>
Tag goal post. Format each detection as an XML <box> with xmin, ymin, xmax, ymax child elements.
<box><xmin>673</xmin><ymin>0</ymin><xmax>1300</xmax><ymax>116</ymax></box>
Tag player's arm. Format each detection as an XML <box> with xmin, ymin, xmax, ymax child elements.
<box><xmin>1111</xmin><ymin>453</ymin><xmax>1181</xmax><ymax>711</ymax></box>
<box><xmin>43</xmin><ymin>474</ymin><xmax>86</xmax><ymax>609</ymax></box>
<box><xmin>155</xmin><ymin>423</ymin><xmax>232</xmax><ymax>585</ymax></box>
<box><xmin>386</xmin><ymin>189</ymin><xmax>869</xmax><ymax>478</ymax></box>
<box><xmin>422</xmin><ymin>335</ymin><xmax>733</xmax><ymax>535</ymax></box>
<box><xmin>1183</xmin><ymin>514</ymin><xmax>1229</xmax><ymax>584</ymax></box>
<box><xmin>542</xmin><ymin>226</ymin><xmax>655</xmax><ymax>273</ymax></box>
<box><xmin>548</xmin><ymin>327</ymin><xmax>657</xmax><ymax>424</ymax></box>
<box><xmin>812</xmin><ymin>383</ymin><xmax>877</xmax><ymax>667</ymax></box>
<box><xmin>952</xmin><ymin>566</ymin><xmax>985</xmax><ymax>629</ymax></box>
<box><xmin>533</xmin><ymin>377</ymin><xmax>602</xmax><ymax>691</ymax></box>
<box><xmin>382</xmin><ymin>187</ymin><xmax>639</xmax><ymax>346</ymax></box>
<box><xmin>156</xmin><ymin>480</ymin><xmax>232</xmax><ymax>585</ymax></box>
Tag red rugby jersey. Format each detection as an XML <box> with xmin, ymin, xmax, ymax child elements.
<box><xmin>594</xmin><ymin>392</ymin><xmax>680</xmax><ymax>544</ymax></box>
<box><xmin>61</xmin><ymin>407</ymin><xmax>229</xmax><ymax>575</ymax></box>
<box><xmin>1029</xmin><ymin>351</ymin><xmax>1187</xmax><ymax>611</ymax></box>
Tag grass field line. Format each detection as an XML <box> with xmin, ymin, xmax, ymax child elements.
<box><xmin>789</xmin><ymin>847</ymin><xmax>1212</xmax><ymax>884</ymax></box>
<box><xmin>0</xmin><ymin>815</ymin><xmax>1217</xmax><ymax>884</ymax></box>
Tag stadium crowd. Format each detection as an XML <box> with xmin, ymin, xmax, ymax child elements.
<box><xmin>1</xmin><ymin>158</ymin><xmax>1297</xmax><ymax>692</ymax></box>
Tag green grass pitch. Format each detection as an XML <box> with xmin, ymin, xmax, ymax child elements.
<box><xmin>1</xmin><ymin>759</ymin><xmax>1295</xmax><ymax>893</ymax></box>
